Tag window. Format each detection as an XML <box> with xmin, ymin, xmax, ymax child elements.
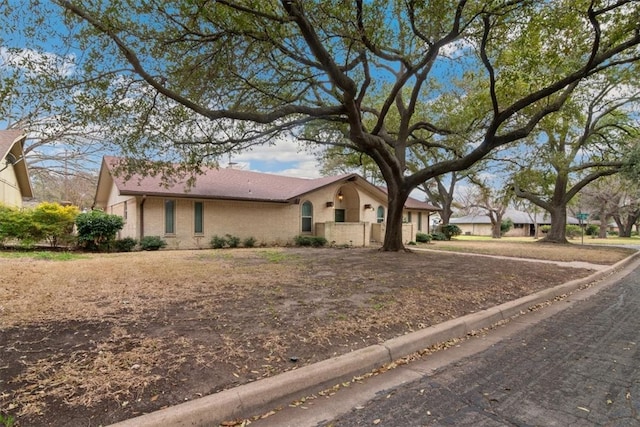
<box><xmin>418</xmin><ymin>212</ymin><xmax>422</xmax><ymax>231</ymax></box>
<box><xmin>123</xmin><ymin>201</ymin><xmax>128</xmax><ymax>220</ymax></box>
<box><xmin>377</xmin><ymin>206</ymin><xmax>385</xmax><ymax>223</ymax></box>
<box><xmin>335</xmin><ymin>209</ymin><xmax>345</xmax><ymax>222</ymax></box>
<box><xmin>407</xmin><ymin>211</ymin><xmax>412</xmax><ymax>223</ymax></box>
<box><xmin>194</xmin><ymin>201</ymin><xmax>203</xmax><ymax>234</ymax></box>
<box><xmin>165</xmin><ymin>199</ymin><xmax>175</xmax><ymax>234</ymax></box>
<box><xmin>301</xmin><ymin>201</ymin><xmax>313</xmax><ymax>233</ymax></box>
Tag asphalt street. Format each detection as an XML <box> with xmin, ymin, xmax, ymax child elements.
<box><xmin>322</xmin><ymin>264</ymin><xmax>640</xmax><ymax>426</ymax></box>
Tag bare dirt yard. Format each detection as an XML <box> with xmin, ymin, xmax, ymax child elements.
<box><xmin>0</xmin><ymin>241</ymin><xmax>635</xmax><ymax>426</ymax></box>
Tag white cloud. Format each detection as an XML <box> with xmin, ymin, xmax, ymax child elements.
<box><xmin>230</xmin><ymin>138</ymin><xmax>322</xmax><ymax>178</ymax></box>
<box><xmin>0</xmin><ymin>46</ymin><xmax>76</xmax><ymax>77</ymax></box>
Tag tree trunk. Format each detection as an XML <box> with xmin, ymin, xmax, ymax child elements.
<box><xmin>382</xmin><ymin>186</ymin><xmax>410</xmax><ymax>251</ymax></box>
<box><xmin>491</xmin><ymin>213</ymin><xmax>504</xmax><ymax>239</ymax></box>
<box><xmin>541</xmin><ymin>207</ymin><xmax>569</xmax><ymax>243</ymax></box>
<box><xmin>598</xmin><ymin>221</ymin><xmax>608</xmax><ymax>238</ymax></box>
<box><xmin>615</xmin><ymin>211</ymin><xmax>640</xmax><ymax>237</ymax></box>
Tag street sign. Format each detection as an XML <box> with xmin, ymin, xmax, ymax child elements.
<box><xmin>577</xmin><ymin>213</ymin><xmax>588</xmax><ymax>221</ymax></box>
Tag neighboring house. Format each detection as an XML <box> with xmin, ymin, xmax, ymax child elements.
<box><xmin>0</xmin><ymin>129</ymin><xmax>33</xmax><ymax>208</ymax></box>
<box><xmin>450</xmin><ymin>209</ymin><xmax>580</xmax><ymax>237</ymax></box>
<box><xmin>93</xmin><ymin>157</ymin><xmax>439</xmax><ymax>248</ymax></box>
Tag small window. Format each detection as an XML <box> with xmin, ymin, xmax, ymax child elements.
<box><xmin>165</xmin><ymin>199</ymin><xmax>175</xmax><ymax>234</ymax></box>
<box><xmin>301</xmin><ymin>201</ymin><xmax>313</xmax><ymax>233</ymax></box>
<box><xmin>123</xmin><ymin>201</ymin><xmax>128</xmax><ymax>220</ymax></box>
<box><xmin>194</xmin><ymin>201</ymin><xmax>204</xmax><ymax>234</ymax></box>
<box><xmin>407</xmin><ymin>211</ymin><xmax>412</xmax><ymax>223</ymax></box>
<box><xmin>377</xmin><ymin>206</ymin><xmax>385</xmax><ymax>223</ymax></box>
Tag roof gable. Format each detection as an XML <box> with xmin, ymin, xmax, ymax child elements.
<box><xmin>0</xmin><ymin>129</ymin><xmax>33</xmax><ymax>199</ymax></box>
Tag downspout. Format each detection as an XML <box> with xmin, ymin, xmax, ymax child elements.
<box><xmin>139</xmin><ymin>195</ymin><xmax>146</xmax><ymax>240</ymax></box>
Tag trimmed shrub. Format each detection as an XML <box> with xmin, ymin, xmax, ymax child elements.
<box><xmin>441</xmin><ymin>224</ymin><xmax>462</xmax><ymax>240</ymax></box>
<box><xmin>430</xmin><ymin>232</ymin><xmax>447</xmax><ymax>241</ymax></box>
<box><xmin>210</xmin><ymin>235</ymin><xmax>227</xmax><ymax>249</ymax></box>
<box><xmin>226</xmin><ymin>234</ymin><xmax>241</xmax><ymax>248</ymax></box>
<box><xmin>75</xmin><ymin>209</ymin><xmax>124</xmax><ymax>251</ymax></box>
<box><xmin>415</xmin><ymin>232</ymin><xmax>432</xmax><ymax>243</ymax></box>
<box><xmin>243</xmin><ymin>236</ymin><xmax>257</xmax><ymax>248</ymax></box>
<box><xmin>565</xmin><ymin>224</ymin><xmax>582</xmax><ymax>239</ymax></box>
<box><xmin>114</xmin><ymin>237</ymin><xmax>138</xmax><ymax>252</ymax></box>
<box><xmin>140</xmin><ymin>235</ymin><xmax>167</xmax><ymax>251</ymax></box>
<box><xmin>294</xmin><ymin>235</ymin><xmax>327</xmax><ymax>247</ymax></box>
<box><xmin>585</xmin><ymin>224</ymin><xmax>599</xmax><ymax>236</ymax></box>
<box><xmin>31</xmin><ymin>202</ymin><xmax>79</xmax><ymax>248</ymax></box>
<box><xmin>540</xmin><ymin>225</ymin><xmax>551</xmax><ymax>234</ymax></box>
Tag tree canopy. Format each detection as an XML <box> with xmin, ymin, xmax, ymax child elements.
<box><xmin>3</xmin><ymin>0</ymin><xmax>640</xmax><ymax>250</ymax></box>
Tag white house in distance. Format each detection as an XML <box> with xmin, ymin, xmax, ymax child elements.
<box><xmin>450</xmin><ymin>209</ymin><xmax>580</xmax><ymax>237</ymax></box>
<box><xmin>0</xmin><ymin>129</ymin><xmax>33</xmax><ymax>208</ymax></box>
<box><xmin>93</xmin><ymin>156</ymin><xmax>439</xmax><ymax>248</ymax></box>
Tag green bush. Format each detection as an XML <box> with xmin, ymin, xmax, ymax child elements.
<box><xmin>540</xmin><ymin>225</ymin><xmax>551</xmax><ymax>233</ymax></box>
<box><xmin>31</xmin><ymin>202</ymin><xmax>79</xmax><ymax>248</ymax></box>
<box><xmin>243</xmin><ymin>236</ymin><xmax>257</xmax><ymax>248</ymax></box>
<box><xmin>0</xmin><ymin>204</ymin><xmax>30</xmax><ymax>246</ymax></box>
<box><xmin>566</xmin><ymin>224</ymin><xmax>582</xmax><ymax>239</ymax></box>
<box><xmin>500</xmin><ymin>218</ymin><xmax>514</xmax><ymax>236</ymax></box>
<box><xmin>585</xmin><ymin>224</ymin><xmax>599</xmax><ymax>236</ymax></box>
<box><xmin>430</xmin><ymin>232</ymin><xmax>447</xmax><ymax>241</ymax></box>
<box><xmin>210</xmin><ymin>235</ymin><xmax>227</xmax><ymax>249</ymax></box>
<box><xmin>140</xmin><ymin>235</ymin><xmax>167</xmax><ymax>251</ymax></box>
<box><xmin>294</xmin><ymin>235</ymin><xmax>327</xmax><ymax>247</ymax></box>
<box><xmin>415</xmin><ymin>232</ymin><xmax>432</xmax><ymax>243</ymax></box>
<box><xmin>226</xmin><ymin>234</ymin><xmax>240</xmax><ymax>248</ymax></box>
<box><xmin>114</xmin><ymin>237</ymin><xmax>138</xmax><ymax>252</ymax></box>
<box><xmin>441</xmin><ymin>224</ymin><xmax>462</xmax><ymax>240</ymax></box>
<box><xmin>75</xmin><ymin>209</ymin><xmax>124</xmax><ymax>252</ymax></box>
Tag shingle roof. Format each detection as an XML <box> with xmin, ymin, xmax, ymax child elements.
<box><xmin>0</xmin><ymin>129</ymin><xmax>25</xmax><ymax>158</ymax></box>
<box><xmin>102</xmin><ymin>156</ymin><xmax>359</xmax><ymax>202</ymax></box>
<box><xmin>98</xmin><ymin>156</ymin><xmax>439</xmax><ymax>211</ymax></box>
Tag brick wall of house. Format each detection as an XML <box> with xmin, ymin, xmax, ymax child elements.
<box><xmin>140</xmin><ymin>197</ymin><xmax>300</xmax><ymax>249</ymax></box>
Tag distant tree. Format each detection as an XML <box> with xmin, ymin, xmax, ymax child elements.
<box><xmin>466</xmin><ymin>176</ymin><xmax>512</xmax><ymax>239</ymax></box>
<box><xmin>581</xmin><ymin>175</ymin><xmax>640</xmax><ymax>238</ymax></box>
<box><xmin>511</xmin><ymin>75</ymin><xmax>640</xmax><ymax>243</ymax></box>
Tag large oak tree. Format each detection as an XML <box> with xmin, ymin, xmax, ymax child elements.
<box><xmin>6</xmin><ymin>0</ymin><xmax>640</xmax><ymax>250</ymax></box>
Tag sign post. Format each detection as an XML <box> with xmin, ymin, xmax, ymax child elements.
<box><xmin>577</xmin><ymin>212</ymin><xmax>589</xmax><ymax>245</ymax></box>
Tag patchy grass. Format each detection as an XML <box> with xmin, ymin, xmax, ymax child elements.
<box><xmin>423</xmin><ymin>238</ymin><xmax>635</xmax><ymax>264</ymax></box>
<box><xmin>0</xmin><ymin>250</ymin><xmax>86</xmax><ymax>261</ymax></box>
<box><xmin>0</xmin><ymin>244</ymin><xmax>635</xmax><ymax>426</ymax></box>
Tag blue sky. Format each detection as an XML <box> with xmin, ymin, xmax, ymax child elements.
<box><xmin>0</xmin><ymin>3</ymin><xmax>325</xmax><ymax>179</ymax></box>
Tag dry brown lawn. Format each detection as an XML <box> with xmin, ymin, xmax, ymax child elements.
<box><xmin>0</xmin><ymin>241</ymin><xmax>635</xmax><ymax>426</ymax></box>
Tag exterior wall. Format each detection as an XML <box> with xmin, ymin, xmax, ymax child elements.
<box><xmin>455</xmin><ymin>223</ymin><xmax>494</xmax><ymax>236</ymax></box>
<box><xmin>104</xmin><ymin>181</ymin><xmax>138</xmax><ymax>240</ymax></box>
<box><xmin>140</xmin><ymin>196</ymin><xmax>301</xmax><ymax>249</ymax></box>
<box><xmin>403</xmin><ymin>210</ymin><xmax>430</xmax><ymax>234</ymax></box>
<box><xmin>316</xmin><ymin>222</ymin><xmax>371</xmax><ymax>247</ymax></box>
<box><xmin>0</xmin><ymin>163</ymin><xmax>23</xmax><ymax>207</ymax></box>
<box><xmin>100</xmin><ymin>177</ymin><xmax>435</xmax><ymax>249</ymax></box>
<box><xmin>369</xmin><ymin>222</ymin><xmax>415</xmax><ymax>244</ymax></box>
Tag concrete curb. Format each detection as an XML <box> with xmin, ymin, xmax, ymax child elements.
<box><xmin>110</xmin><ymin>251</ymin><xmax>640</xmax><ymax>427</ymax></box>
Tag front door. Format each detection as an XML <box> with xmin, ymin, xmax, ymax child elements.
<box><xmin>335</xmin><ymin>209</ymin><xmax>345</xmax><ymax>223</ymax></box>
